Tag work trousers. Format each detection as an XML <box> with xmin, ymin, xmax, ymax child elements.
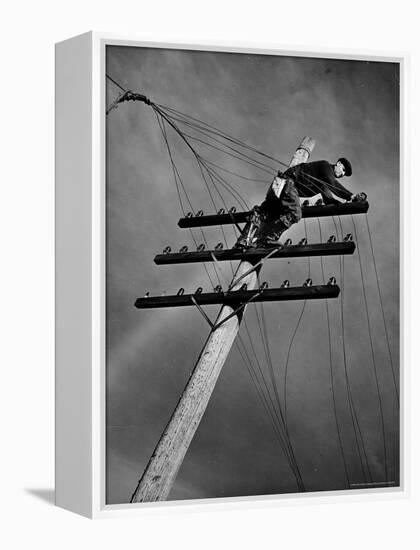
<box><xmin>238</xmin><ymin>206</ymin><xmax>299</xmax><ymax>248</ymax></box>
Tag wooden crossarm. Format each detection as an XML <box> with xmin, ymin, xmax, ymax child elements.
<box><xmin>135</xmin><ymin>284</ymin><xmax>340</xmax><ymax>309</ymax></box>
<box><xmin>177</xmin><ymin>201</ymin><xmax>369</xmax><ymax>228</ymax></box>
<box><xmin>154</xmin><ymin>241</ymin><xmax>355</xmax><ymax>265</ymax></box>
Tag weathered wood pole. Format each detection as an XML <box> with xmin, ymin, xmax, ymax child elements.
<box><xmin>131</xmin><ymin>136</ymin><xmax>315</xmax><ymax>503</ymax></box>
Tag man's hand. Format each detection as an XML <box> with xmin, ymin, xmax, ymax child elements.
<box><xmin>351</xmin><ymin>192</ymin><xmax>367</xmax><ymax>202</ymax></box>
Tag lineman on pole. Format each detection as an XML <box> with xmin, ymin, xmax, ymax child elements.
<box><xmin>234</xmin><ymin>158</ymin><xmax>366</xmax><ymax>249</ymax></box>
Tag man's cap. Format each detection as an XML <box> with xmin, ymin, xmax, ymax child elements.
<box><xmin>338</xmin><ymin>157</ymin><xmax>352</xmax><ymax>177</ymax></box>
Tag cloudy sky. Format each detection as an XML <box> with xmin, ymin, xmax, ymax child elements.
<box><xmin>105</xmin><ymin>45</ymin><xmax>399</xmax><ymax>504</ymax></box>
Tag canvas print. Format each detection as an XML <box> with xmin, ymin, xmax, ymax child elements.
<box><xmin>105</xmin><ymin>45</ymin><xmax>400</xmax><ymax>504</ymax></box>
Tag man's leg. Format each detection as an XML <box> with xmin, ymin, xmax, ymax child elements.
<box><xmin>234</xmin><ymin>179</ymin><xmax>301</xmax><ymax>249</ymax></box>
<box><xmin>254</xmin><ymin>212</ymin><xmax>298</xmax><ymax>248</ymax></box>
<box><xmin>254</xmin><ymin>180</ymin><xmax>302</xmax><ymax>247</ymax></box>
<box><xmin>234</xmin><ymin>206</ymin><xmax>264</xmax><ymax>249</ymax></box>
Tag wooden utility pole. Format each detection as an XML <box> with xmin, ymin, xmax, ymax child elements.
<box><xmin>131</xmin><ymin>137</ymin><xmax>315</xmax><ymax>503</ymax></box>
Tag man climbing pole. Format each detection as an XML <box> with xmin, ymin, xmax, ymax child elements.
<box><xmin>234</xmin><ymin>158</ymin><xmax>366</xmax><ymax>249</ymax></box>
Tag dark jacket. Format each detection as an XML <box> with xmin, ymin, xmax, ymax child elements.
<box><xmin>284</xmin><ymin>160</ymin><xmax>353</xmax><ymax>204</ymax></box>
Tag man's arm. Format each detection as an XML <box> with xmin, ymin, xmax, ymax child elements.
<box><xmin>319</xmin><ymin>186</ymin><xmax>342</xmax><ymax>205</ymax></box>
<box><xmin>326</xmin><ymin>174</ymin><xmax>353</xmax><ymax>202</ymax></box>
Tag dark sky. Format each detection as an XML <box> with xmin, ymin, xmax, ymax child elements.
<box><xmin>105</xmin><ymin>46</ymin><xmax>400</xmax><ymax>504</ymax></box>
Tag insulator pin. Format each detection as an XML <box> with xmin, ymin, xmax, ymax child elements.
<box><xmin>303</xmin><ymin>278</ymin><xmax>313</xmax><ymax>287</ymax></box>
<box><xmin>281</xmin><ymin>280</ymin><xmax>290</xmax><ymax>288</ymax></box>
<box><xmin>179</xmin><ymin>245</ymin><xmax>188</xmax><ymax>253</ymax></box>
<box><xmin>197</xmin><ymin>243</ymin><xmax>205</xmax><ymax>251</ymax></box>
<box><xmin>163</xmin><ymin>246</ymin><xmax>171</xmax><ymax>254</ymax></box>
<box><xmin>177</xmin><ymin>288</ymin><xmax>185</xmax><ymax>295</ymax></box>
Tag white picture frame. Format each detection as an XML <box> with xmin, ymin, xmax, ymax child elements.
<box><xmin>55</xmin><ymin>32</ymin><xmax>408</xmax><ymax>518</ymax></box>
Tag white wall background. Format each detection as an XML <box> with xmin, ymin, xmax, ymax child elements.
<box><xmin>1</xmin><ymin>0</ymin><xmax>418</xmax><ymax>547</ymax></box>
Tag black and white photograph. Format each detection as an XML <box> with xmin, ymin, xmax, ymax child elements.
<box><xmin>5</xmin><ymin>0</ymin><xmax>420</xmax><ymax>543</ymax></box>
<box><xmin>105</xmin><ymin>45</ymin><xmax>400</xmax><ymax>505</ymax></box>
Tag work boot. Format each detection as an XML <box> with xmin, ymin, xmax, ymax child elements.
<box><xmin>254</xmin><ymin>238</ymin><xmax>282</xmax><ymax>249</ymax></box>
<box><xmin>234</xmin><ymin>234</ymin><xmax>260</xmax><ymax>250</ymax></box>
<box><xmin>233</xmin><ymin>236</ymin><xmax>248</xmax><ymax>250</ymax></box>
